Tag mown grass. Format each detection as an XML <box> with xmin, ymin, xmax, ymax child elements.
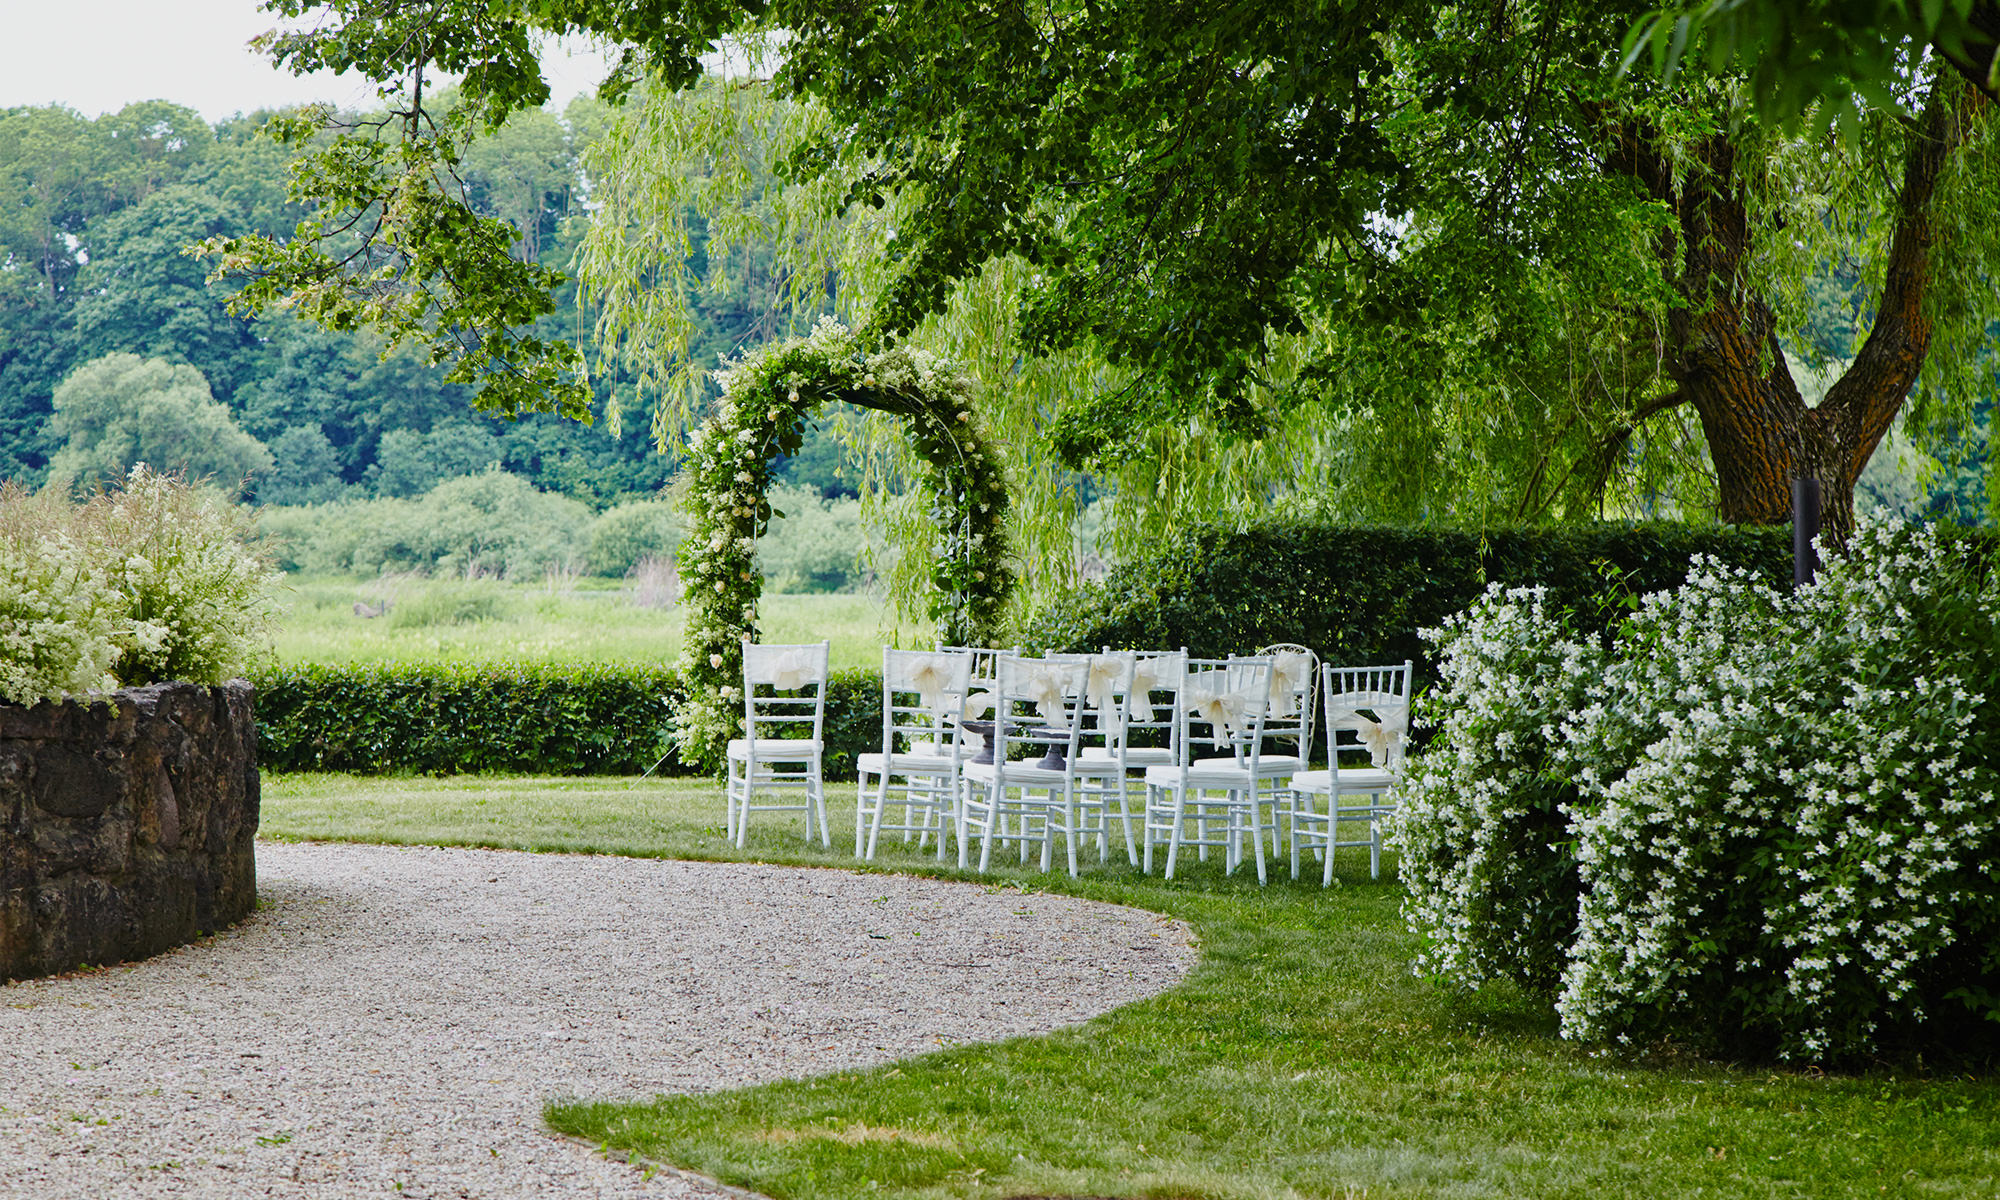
<box><xmin>270</xmin><ymin>574</ymin><xmax>932</xmax><ymax>671</ymax></box>
<box><xmin>262</xmin><ymin>774</ymin><xmax>2000</xmax><ymax>1200</ymax></box>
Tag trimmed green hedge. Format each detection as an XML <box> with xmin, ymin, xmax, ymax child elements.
<box><xmin>1022</xmin><ymin>523</ymin><xmax>1799</xmax><ymax>674</ymax></box>
<box><xmin>254</xmin><ymin>662</ymin><xmax>883</xmax><ymax>778</ymax></box>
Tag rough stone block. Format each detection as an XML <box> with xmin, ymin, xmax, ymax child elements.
<box><xmin>0</xmin><ymin>681</ymin><xmax>258</xmax><ymax>982</ymax></box>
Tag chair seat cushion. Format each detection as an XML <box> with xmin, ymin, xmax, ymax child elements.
<box><xmin>963</xmin><ymin>759</ymin><xmax>1079</xmax><ymax>787</ymax></box>
<box><xmin>1144</xmin><ymin>757</ymin><xmax>1294</xmax><ymax>787</ymax></box>
<box><xmin>857</xmin><ymin>751</ymin><xmax>956</xmax><ymax>775</ymax></box>
<box><xmin>1078</xmin><ymin>746</ymin><xmax>1176</xmax><ymax>767</ymax></box>
<box><xmin>727</xmin><ymin>738</ymin><xmax>823</xmax><ymax>761</ymax></box>
<box><xmin>1287</xmin><ymin>767</ymin><xmax>1397</xmax><ymax>794</ymax></box>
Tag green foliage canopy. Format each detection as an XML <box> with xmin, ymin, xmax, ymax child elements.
<box><xmin>47</xmin><ymin>354</ymin><xmax>272</xmax><ymax>495</ymax></box>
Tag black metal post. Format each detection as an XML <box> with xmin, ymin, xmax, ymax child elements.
<box><xmin>1792</xmin><ymin>477</ymin><xmax>1821</xmax><ymax>588</ymax></box>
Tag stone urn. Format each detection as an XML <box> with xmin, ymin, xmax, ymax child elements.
<box><xmin>1</xmin><ymin>681</ymin><xmax>259</xmax><ymax>982</ymax></box>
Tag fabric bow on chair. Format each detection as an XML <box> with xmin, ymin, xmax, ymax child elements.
<box><xmin>768</xmin><ymin>650</ymin><xmax>817</xmax><ymax>692</ymax></box>
<box><xmin>905</xmin><ymin>653</ymin><xmax>957</xmax><ymax>717</ymax></box>
<box><xmin>1267</xmin><ymin>651</ymin><xmax>1312</xmax><ymax>716</ymax></box>
<box><xmin>1085</xmin><ymin>656</ymin><xmax>1129</xmax><ymax>724</ymax></box>
<box><xmin>1021</xmin><ymin>664</ymin><xmax>1072</xmax><ymax>717</ymax></box>
<box><xmin>1326</xmin><ymin>702</ymin><xmax>1408</xmax><ymax>767</ymax></box>
<box><xmin>1185</xmin><ymin>682</ymin><xmax>1253</xmax><ymax>737</ymax></box>
<box><xmin>1125</xmin><ymin>658</ymin><xmax>1166</xmax><ymax>723</ymax></box>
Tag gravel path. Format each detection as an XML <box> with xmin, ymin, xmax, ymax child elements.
<box><xmin>0</xmin><ymin>841</ymin><xmax>1196</xmax><ymax>1199</ymax></box>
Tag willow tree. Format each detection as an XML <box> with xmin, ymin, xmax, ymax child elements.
<box><xmin>214</xmin><ymin>0</ymin><xmax>1999</xmax><ymax>546</ymax></box>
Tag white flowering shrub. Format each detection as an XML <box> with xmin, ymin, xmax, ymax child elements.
<box><xmin>1398</xmin><ymin>517</ymin><xmax>2000</xmax><ymax>1063</ymax></box>
<box><xmin>1560</xmin><ymin>520</ymin><xmax>2000</xmax><ymax>1061</ymax></box>
<box><xmin>0</xmin><ymin>485</ymin><xmax>123</xmax><ymax>705</ymax></box>
<box><xmin>1394</xmin><ymin>585</ymin><xmax>1602</xmax><ymax>994</ymax></box>
<box><xmin>0</xmin><ymin>468</ymin><xmax>279</xmax><ymax>706</ymax></box>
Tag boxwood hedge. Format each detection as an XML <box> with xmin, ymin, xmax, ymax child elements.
<box><xmin>254</xmin><ymin>661</ymin><xmax>882</xmax><ymax>779</ymax></box>
<box><xmin>1022</xmin><ymin>522</ymin><xmax>1798</xmax><ymax>678</ymax></box>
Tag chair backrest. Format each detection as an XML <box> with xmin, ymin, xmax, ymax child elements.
<box><xmin>936</xmin><ymin>642</ymin><xmax>1018</xmax><ymax>721</ymax></box>
<box><xmin>992</xmin><ymin>654</ymin><xmax>1090</xmax><ymax>766</ymax></box>
<box><xmin>936</xmin><ymin>643</ymin><xmax>1017</xmax><ymax>683</ymax></box>
<box><xmin>741</xmin><ymin>640</ymin><xmax>830</xmax><ymax>743</ymax></box>
<box><xmin>1095</xmin><ymin>648</ymin><xmax>1188</xmax><ymax>758</ymax></box>
<box><xmin>881</xmin><ymin>648</ymin><xmax>972</xmax><ymax>756</ymax></box>
<box><xmin>1178</xmin><ymin>656</ymin><xmax>1273</xmax><ymax>766</ymax></box>
<box><xmin>1321</xmin><ymin>660</ymin><xmax>1413</xmax><ymax>771</ymax></box>
<box><xmin>1254</xmin><ymin>643</ymin><xmax>1318</xmax><ymax>760</ymax></box>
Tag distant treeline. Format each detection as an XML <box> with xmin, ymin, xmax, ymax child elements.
<box><xmin>0</xmin><ymin>98</ymin><xmax>851</xmax><ymax>509</ymax></box>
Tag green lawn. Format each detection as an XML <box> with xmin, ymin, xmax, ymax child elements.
<box><xmin>270</xmin><ymin>574</ymin><xmax>932</xmax><ymax>671</ymax></box>
<box><xmin>263</xmin><ymin>774</ymin><xmax>2000</xmax><ymax>1200</ymax></box>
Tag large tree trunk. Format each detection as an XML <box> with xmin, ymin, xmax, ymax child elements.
<box><xmin>1605</xmin><ymin>76</ymin><xmax>1974</xmax><ymax>540</ymax></box>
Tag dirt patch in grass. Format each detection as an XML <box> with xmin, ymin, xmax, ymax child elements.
<box><xmin>756</xmin><ymin>1123</ymin><xmax>954</xmax><ymax>1149</ymax></box>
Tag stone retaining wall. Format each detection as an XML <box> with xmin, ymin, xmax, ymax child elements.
<box><xmin>2</xmin><ymin>682</ymin><xmax>258</xmax><ymax>981</ymax></box>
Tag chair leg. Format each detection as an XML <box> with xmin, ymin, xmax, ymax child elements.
<box><xmin>811</xmin><ymin>764</ymin><xmax>831</xmax><ymax>848</ymax></box>
<box><xmin>1285</xmin><ymin>791</ymin><xmax>1301</xmax><ymax>881</ymax></box>
<box><xmin>1118</xmin><ymin>775</ymin><xmax>1140</xmax><ymax>866</ymax></box>
<box><xmin>854</xmin><ymin>772</ymin><xmax>872</xmax><ymax>858</ymax></box>
<box><xmin>1249</xmin><ymin>789</ymin><xmax>1268</xmax><ymax>886</ymax></box>
<box><xmin>977</xmin><ymin>785</ymin><xmax>999</xmax><ymax>873</ymax></box>
<box><xmin>734</xmin><ymin>758</ymin><xmax>753</xmax><ymax>849</ymax></box>
<box><xmin>725</xmin><ymin>762</ymin><xmax>740</xmax><ymax>842</ymax></box>
<box><xmin>1142</xmin><ymin>783</ymin><xmax>1158</xmax><ymax>875</ymax></box>
<box><xmin>1369</xmin><ymin>801</ymin><xmax>1384</xmax><ymax>879</ymax></box>
<box><xmin>1064</xmin><ymin>788</ymin><xmax>1080</xmax><ymax>878</ymax></box>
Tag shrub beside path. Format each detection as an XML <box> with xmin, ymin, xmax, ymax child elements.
<box><xmin>1</xmin><ymin>841</ymin><xmax>1196</xmax><ymax>1198</ymax></box>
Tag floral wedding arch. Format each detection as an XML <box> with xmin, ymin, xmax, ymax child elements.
<box><xmin>673</xmin><ymin>320</ymin><xmax>1013</xmax><ymax>766</ymax></box>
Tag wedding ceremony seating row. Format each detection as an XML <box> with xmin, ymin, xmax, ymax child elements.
<box><xmin>724</xmin><ymin>637</ymin><xmax>1412</xmax><ymax>884</ymax></box>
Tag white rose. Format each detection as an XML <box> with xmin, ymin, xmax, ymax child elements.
<box><xmin>710</xmin><ymin>653</ymin><xmax>725</xmax><ymax>669</ymax></box>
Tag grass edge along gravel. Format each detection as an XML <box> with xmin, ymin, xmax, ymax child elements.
<box><xmin>261</xmin><ymin>774</ymin><xmax>2000</xmax><ymax>1200</ymax></box>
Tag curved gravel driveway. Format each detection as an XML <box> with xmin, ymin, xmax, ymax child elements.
<box><xmin>1</xmin><ymin>841</ymin><xmax>1196</xmax><ymax>1199</ymax></box>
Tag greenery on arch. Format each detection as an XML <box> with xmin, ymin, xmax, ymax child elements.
<box><xmin>674</xmin><ymin>319</ymin><xmax>1011</xmax><ymax>767</ymax></box>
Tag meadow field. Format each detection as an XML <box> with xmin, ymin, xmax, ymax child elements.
<box><xmin>271</xmin><ymin>573</ymin><xmax>934</xmax><ymax>671</ymax></box>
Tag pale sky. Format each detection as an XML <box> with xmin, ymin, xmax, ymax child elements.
<box><xmin>0</xmin><ymin>0</ymin><xmax>611</xmax><ymax>123</ymax></box>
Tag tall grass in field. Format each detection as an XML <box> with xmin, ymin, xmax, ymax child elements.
<box><xmin>272</xmin><ymin>573</ymin><xmax>932</xmax><ymax>671</ymax></box>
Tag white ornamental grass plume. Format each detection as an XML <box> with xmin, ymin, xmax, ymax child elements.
<box><xmin>1392</xmin><ymin>584</ymin><xmax>1603</xmax><ymax>994</ymax></box>
<box><xmin>0</xmin><ymin>484</ymin><xmax>123</xmax><ymax>705</ymax></box>
<box><xmin>82</xmin><ymin>465</ymin><xmax>281</xmax><ymax>687</ymax></box>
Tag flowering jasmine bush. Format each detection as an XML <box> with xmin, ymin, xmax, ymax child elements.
<box><xmin>1395</xmin><ymin>585</ymin><xmax>1601</xmax><ymax>995</ymax></box>
<box><xmin>674</xmin><ymin>319</ymin><xmax>1012</xmax><ymax>768</ymax></box>
<box><xmin>0</xmin><ymin>466</ymin><xmax>279</xmax><ymax>706</ymax></box>
<box><xmin>1395</xmin><ymin>517</ymin><xmax>2000</xmax><ymax>1062</ymax></box>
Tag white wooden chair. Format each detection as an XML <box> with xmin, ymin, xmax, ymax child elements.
<box><xmin>1245</xmin><ymin>643</ymin><xmax>1319</xmax><ymax>855</ymax></box>
<box><xmin>959</xmin><ymin>655</ymin><xmax>1094</xmax><ymax>876</ymax></box>
<box><xmin>724</xmin><ymin>640</ymin><xmax>831</xmax><ymax>848</ymax></box>
<box><xmin>1076</xmin><ymin>648</ymin><xmax>1186</xmax><ymax>864</ymax></box>
<box><xmin>855</xmin><ymin>648</ymin><xmax>972</xmax><ymax>860</ymax></box>
<box><xmin>1283</xmin><ymin>660</ymin><xmax>1413</xmax><ymax>883</ymax></box>
<box><xmin>1141</xmin><ymin>656</ymin><xmax>1279</xmax><ymax>884</ymax></box>
<box><xmin>1254</xmin><ymin>643</ymin><xmax>1319</xmax><ymax>775</ymax></box>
